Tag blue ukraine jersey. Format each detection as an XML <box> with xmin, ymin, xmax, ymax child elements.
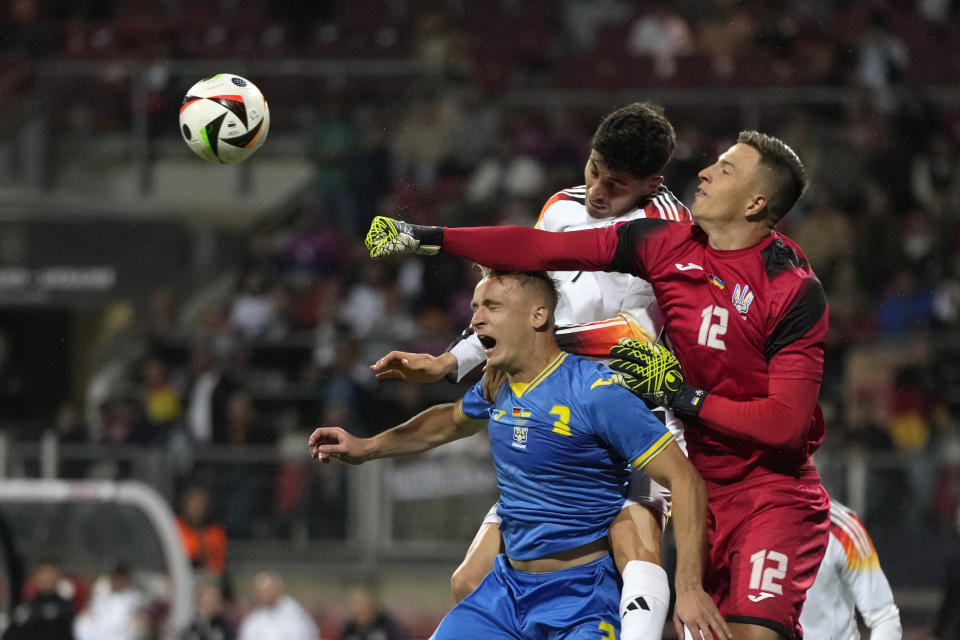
<box><xmin>459</xmin><ymin>352</ymin><xmax>674</xmax><ymax>561</ymax></box>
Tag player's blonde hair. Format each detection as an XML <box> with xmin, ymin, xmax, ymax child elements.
<box><xmin>476</xmin><ymin>266</ymin><xmax>559</xmax><ymax>313</ymax></box>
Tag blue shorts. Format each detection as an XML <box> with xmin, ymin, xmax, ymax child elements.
<box><xmin>431</xmin><ymin>553</ymin><xmax>622</xmax><ymax>640</ymax></box>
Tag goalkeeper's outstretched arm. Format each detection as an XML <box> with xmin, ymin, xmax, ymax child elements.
<box><xmin>365</xmin><ymin>216</ymin><xmax>615</xmax><ymax>273</ymax></box>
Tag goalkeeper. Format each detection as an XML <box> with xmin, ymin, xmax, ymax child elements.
<box><xmin>371</xmin><ymin>103</ymin><xmax>691</xmax><ymax>640</ymax></box>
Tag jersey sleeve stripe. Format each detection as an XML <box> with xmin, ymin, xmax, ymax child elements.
<box><xmin>631</xmin><ymin>431</ymin><xmax>675</xmax><ymax>469</ymax></box>
<box><xmin>650</xmin><ymin>197</ymin><xmax>670</xmax><ymax>221</ymax></box>
<box><xmin>832</xmin><ymin>523</ymin><xmax>880</xmax><ymax>570</ymax></box>
<box><xmin>556</xmin><ymin>318</ymin><xmax>631</xmax><ymax>334</ymax></box>
<box><xmin>456</xmin><ymin>399</ymin><xmax>472</xmax><ymax>421</ymax></box>
<box><xmin>535</xmin><ymin>189</ymin><xmax>582</xmax><ymax>229</ymax></box>
<box><xmin>654</xmin><ymin>194</ymin><xmax>678</xmax><ymax>221</ymax></box>
<box><xmin>830</xmin><ymin>505</ymin><xmax>875</xmax><ymax>558</ymax></box>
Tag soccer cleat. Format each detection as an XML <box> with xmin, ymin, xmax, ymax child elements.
<box><xmin>365</xmin><ymin>216</ymin><xmax>443</xmax><ymax>259</ymax></box>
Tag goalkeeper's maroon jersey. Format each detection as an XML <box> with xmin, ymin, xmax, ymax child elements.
<box><xmin>442</xmin><ymin>220</ymin><xmax>828</xmax><ymax>486</ymax></box>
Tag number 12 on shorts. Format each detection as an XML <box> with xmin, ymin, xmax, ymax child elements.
<box><xmin>748</xmin><ymin>549</ymin><xmax>787</xmax><ymax>600</ymax></box>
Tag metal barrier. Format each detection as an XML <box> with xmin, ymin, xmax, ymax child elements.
<box><xmin>0</xmin><ymin>431</ymin><xmax>501</xmax><ymax>564</ymax></box>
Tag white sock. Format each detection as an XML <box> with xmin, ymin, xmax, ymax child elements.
<box><xmin>620</xmin><ymin>560</ymin><xmax>670</xmax><ymax>640</ymax></box>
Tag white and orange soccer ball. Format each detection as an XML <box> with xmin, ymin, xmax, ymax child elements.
<box><xmin>179</xmin><ymin>74</ymin><xmax>270</xmax><ymax>164</ymax></box>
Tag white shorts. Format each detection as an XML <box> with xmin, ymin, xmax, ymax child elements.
<box><xmin>482</xmin><ymin>408</ymin><xmax>685</xmax><ymax>530</ymax></box>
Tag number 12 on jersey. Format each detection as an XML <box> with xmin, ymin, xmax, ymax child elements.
<box><xmin>698</xmin><ymin>305</ymin><xmax>728</xmax><ymax>350</ymax></box>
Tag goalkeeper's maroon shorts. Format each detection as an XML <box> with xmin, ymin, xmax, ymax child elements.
<box><xmin>704</xmin><ymin>473</ymin><xmax>830</xmax><ymax>640</ymax></box>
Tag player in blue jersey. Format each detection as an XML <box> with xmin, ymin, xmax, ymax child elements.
<box><xmin>309</xmin><ymin>268</ymin><xmax>729</xmax><ymax>640</ymax></box>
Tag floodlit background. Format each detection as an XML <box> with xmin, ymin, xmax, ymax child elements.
<box><xmin>2</xmin><ymin>0</ymin><xmax>960</xmax><ymax>638</ymax></box>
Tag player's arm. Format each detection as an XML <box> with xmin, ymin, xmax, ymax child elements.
<box><xmin>374</xmin><ymin>312</ymin><xmax>656</xmax><ymax>381</ymax></box>
<box><xmin>837</xmin><ymin>520</ymin><xmax>902</xmax><ymax>640</ymax></box>
<box><xmin>642</xmin><ymin>443</ymin><xmax>731</xmax><ymax>640</ymax></box>
<box><xmin>611</xmin><ymin>280</ymin><xmax>828</xmax><ymax>448</ymax></box>
<box><xmin>610</xmin><ymin>340</ymin><xmax>822</xmax><ymax>449</ymax></box>
<box><xmin>371</xmin><ymin>350</ymin><xmax>459</xmax><ymax>383</ymax></box>
<box><xmin>365</xmin><ymin>216</ymin><xmax>626</xmax><ymax>272</ymax></box>
<box><xmin>692</xmin><ymin>280</ymin><xmax>829</xmax><ymax>447</ymax></box>
<box><xmin>308</xmin><ymin>400</ymin><xmax>486</xmax><ymax>464</ymax></box>
<box><xmin>693</xmin><ymin>374</ymin><xmax>821</xmax><ymax>448</ymax></box>
<box><xmin>555</xmin><ymin>312</ymin><xmax>657</xmax><ymax>357</ymax></box>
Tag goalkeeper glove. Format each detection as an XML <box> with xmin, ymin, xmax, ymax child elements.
<box><xmin>365</xmin><ymin>216</ymin><xmax>443</xmax><ymax>260</ymax></box>
<box><xmin>608</xmin><ymin>339</ymin><xmax>706</xmax><ymax>419</ymax></box>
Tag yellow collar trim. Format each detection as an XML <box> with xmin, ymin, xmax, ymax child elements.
<box><xmin>509</xmin><ymin>352</ymin><xmax>567</xmax><ymax>398</ymax></box>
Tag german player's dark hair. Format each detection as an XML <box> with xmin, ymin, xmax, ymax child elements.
<box><xmin>737</xmin><ymin>130</ymin><xmax>808</xmax><ymax>226</ymax></box>
<box><xmin>477</xmin><ymin>266</ymin><xmax>559</xmax><ymax>313</ymax></box>
<box><xmin>591</xmin><ymin>102</ymin><xmax>676</xmax><ymax>178</ymax></box>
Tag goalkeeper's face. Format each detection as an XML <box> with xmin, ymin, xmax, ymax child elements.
<box><xmin>470</xmin><ymin>276</ymin><xmax>548</xmax><ymax>374</ymax></box>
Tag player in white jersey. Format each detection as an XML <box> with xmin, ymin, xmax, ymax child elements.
<box><xmin>372</xmin><ymin>103</ymin><xmax>691</xmax><ymax>640</ymax></box>
<box><xmin>799</xmin><ymin>499</ymin><xmax>901</xmax><ymax>640</ymax></box>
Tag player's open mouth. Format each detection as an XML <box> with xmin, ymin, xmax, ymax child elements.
<box><xmin>478</xmin><ymin>335</ymin><xmax>497</xmax><ymax>353</ymax></box>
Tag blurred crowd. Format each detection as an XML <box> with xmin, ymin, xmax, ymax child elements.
<box><xmin>2</xmin><ymin>552</ymin><xmax>416</xmax><ymax>639</ymax></box>
<box><xmin>2</xmin><ymin>0</ymin><xmax>960</xmax><ymax>522</ymax></box>
<box><xmin>1</xmin><ymin>0</ymin><xmax>958</xmax><ymax>87</ymax></box>
<box><xmin>2</xmin><ymin>0</ymin><xmax>960</xmax><ymax>627</ymax></box>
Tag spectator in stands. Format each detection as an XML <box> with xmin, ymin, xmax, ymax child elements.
<box><xmin>339</xmin><ymin>583</ymin><xmax>406</xmax><ymax>640</ymax></box>
<box><xmin>392</xmin><ymin>92</ymin><xmax>455</xmax><ymax>185</ymax></box>
<box><xmin>181</xmin><ymin>579</ymin><xmax>235</xmax><ymax>640</ymax></box>
<box><xmin>788</xmin><ymin>191</ymin><xmax>854</xmax><ymax>286</ymax></box>
<box><xmin>144</xmin><ymin>287</ymin><xmax>180</xmax><ymax>340</ymax></box>
<box><xmin>310</xmin><ymin>101</ymin><xmax>358</xmax><ymax>232</ymax></box>
<box><xmin>627</xmin><ymin>7</ymin><xmax>694</xmax><ymax>78</ymax></box>
<box><xmin>54</xmin><ymin>402</ymin><xmax>87</xmax><ymax>444</ymax></box>
<box><xmin>412</xmin><ymin>13</ymin><xmax>471</xmax><ymax>80</ymax></box>
<box><xmin>216</xmin><ymin>390</ymin><xmax>274</xmax><ymax>536</ymax></box>
<box><xmin>185</xmin><ymin>343</ymin><xmax>238</xmax><ymax>445</ymax></box>
<box><xmin>237</xmin><ymin>572</ymin><xmax>318</xmax><ymax>640</ymax></box>
<box><xmin>142</xmin><ymin>357</ymin><xmax>182</xmax><ymax>441</ymax></box>
<box><xmin>877</xmin><ymin>270</ymin><xmax>935</xmax><ymax>337</ymax></box>
<box><xmin>465</xmin><ymin>127</ymin><xmax>547</xmax><ymax>211</ymax></box>
<box><xmin>55</xmin><ymin>402</ymin><xmax>89</xmax><ymax>478</ymax></box>
<box><xmin>855</xmin><ymin>10</ymin><xmax>910</xmax><ymax>113</ymax></box>
<box><xmin>222</xmin><ymin>390</ymin><xmax>272</xmax><ymax>446</ymax></box>
<box><xmin>911</xmin><ymin>132</ymin><xmax>960</xmax><ymax>223</ymax></box>
<box><xmin>175</xmin><ymin>484</ymin><xmax>230</xmax><ymax>594</ymax></box>
<box><xmin>697</xmin><ymin>0</ymin><xmax>754</xmax><ymax>77</ymax></box>
<box><xmin>99</xmin><ymin>396</ymin><xmax>150</xmax><ymax>446</ymax></box>
<box><xmin>933</xmin><ymin>252</ymin><xmax>960</xmax><ymax>327</ymax></box>
<box><xmin>562</xmin><ymin>0</ymin><xmax>631</xmax><ymax>50</ymax></box>
<box><xmin>277</xmin><ymin>211</ymin><xmax>348</xmax><ymax>287</ymax></box>
<box><xmin>74</xmin><ymin>561</ymin><xmax>150</xmax><ymax>640</ymax></box>
<box><xmin>230</xmin><ymin>270</ymin><xmax>277</xmax><ymax>338</ymax></box>
<box><xmin>3</xmin><ymin>558</ymin><xmax>75</xmax><ymax>640</ymax></box>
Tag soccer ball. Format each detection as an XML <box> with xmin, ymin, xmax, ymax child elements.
<box><xmin>179</xmin><ymin>74</ymin><xmax>270</xmax><ymax>164</ymax></box>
